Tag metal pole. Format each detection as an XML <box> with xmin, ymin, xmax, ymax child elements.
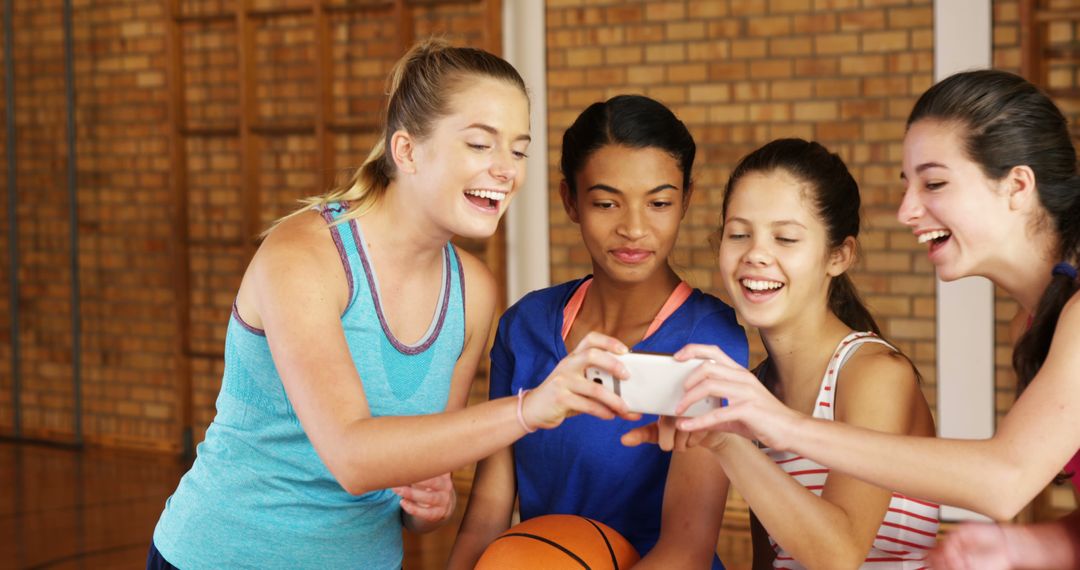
<box><xmin>4</xmin><ymin>0</ymin><xmax>20</xmax><ymax>438</ymax></box>
<box><xmin>62</xmin><ymin>0</ymin><xmax>81</xmax><ymax>445</ymax></box>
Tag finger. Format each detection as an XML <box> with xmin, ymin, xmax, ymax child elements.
<box><xmin>555</xmin><ymin>389</ymin><xmax>621</xmax><ymax>420</ymax></box>
<box><xmin>398</xmin><ymin>486</ymin><xmax>445</xmax><ymax>508</ymax></box>
<box><xmin>657</xmin><ymin>417</ymin><xmax>676</xmax><ymax>452</ymax></box>
<box><xmin>573</xmin><ymin>331</ymin><xmax>629</xmax><ymax>356</ymax></box>
<box><xmin>675</xmin><ymin>375</ymin><xmax>733</xmax><ymax>415</ymax></box>
<box><xmin>398</xmin><ymin>498</ymin><xmax>445</xmax><ymax>522</ymax></box>
<box><xmin>673</xmin><ymin>424</ymin><xmax>692</xmax><ymax>452</ymax></box>
<box><xmin>578</xmin><ymin>377</ymin><xmax>633</xmax><ymax>416</ymax></box>
<box><xmin>620</xmin><ymin>423</ymin><xmax>659</xmax><ymax>447</ymax></box>
<box><xmin>677</xmin><ymin>404</ymin><xmax>736</xmax><ymax>431</ymax></box>
<box><xmin>574</xmin><ymin>347</ymin><xmax>630</xmax><ymax>380</ymax></box>
<box><xmin>674</xmin><ymin>343</ymin><xmax>739</xmax><ymax>367</ymax></box>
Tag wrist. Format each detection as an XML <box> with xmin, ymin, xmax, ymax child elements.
<box><xmin>777</xmin><ymin>408</ymin><xmax>809</xmax><ymax>453</ymax></box>
<box><xmin>516</xmin><ymin>388</ymin><xmax>537</xmax><ymax>434</ymax></box>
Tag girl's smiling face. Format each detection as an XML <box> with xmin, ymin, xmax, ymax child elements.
<box><xmin>898</xmin><ymin>119</ymin><xmax>1018</xmax><ymax>282</ymax></box>
<box><xmin>405</xmin><ymin>75</ymin><xmax>531</xmax><ymax>240</ymax></box>
<box><xmin>719</xmin><ymin>170</ymin><xmax>849</xmax><ymax>332</ymax></box>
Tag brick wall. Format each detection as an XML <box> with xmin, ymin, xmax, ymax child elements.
<box><xmin>0</xmin><ymin>0</ymin><xmax>493</xmax><ymax>452</ymax></box>
<box><xmin>546</xmin><ymin>0</ymin><xmax>937</xmax><ymax>403</ymax></box>
<box><xmin>0</xmin><ymin>0</ymin><xmax>177</xmax><ymax>449</ymax></box>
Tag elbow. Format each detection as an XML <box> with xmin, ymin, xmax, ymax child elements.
<box><xmin>972</xmin><ymin>461</ymin><xmax>1033</xmax><ymax>521</ymax></box>
<box><xmin>984</xmin><ymin>500</ymin><xmax>1025</xmax><ymax>523</ymax></box>
<box><xmin>325</xmin><ymin>456</ymin><xmax>378</xmax><ymax>496</ymax></box>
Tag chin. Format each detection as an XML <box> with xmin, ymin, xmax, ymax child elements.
<box><xmin>457</xmin><ymin>218</ymin><xmax>502</xmax><ymax>240</ymax></box>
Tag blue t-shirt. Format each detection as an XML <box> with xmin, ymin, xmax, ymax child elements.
<box><xmin>489</xmin><ymin>277</ymin><xmax>748</xmax><ymax>568</ymax></box>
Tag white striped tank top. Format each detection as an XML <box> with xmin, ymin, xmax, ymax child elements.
<box><xmin>764</xmin><ymin>332</ymin><xmax>940</xmax><ymax>569</ymax></box>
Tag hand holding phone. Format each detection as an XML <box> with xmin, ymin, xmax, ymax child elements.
<box><xmin>586</xmin><ymin>352</ymin><xmax>723</xmax><ymax>417</ymax></box>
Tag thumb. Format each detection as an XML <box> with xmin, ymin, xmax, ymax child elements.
<box><xmin>620</xmin><ymin>424</ymin><xmax>659</xmax><ymax>447</ymax></box>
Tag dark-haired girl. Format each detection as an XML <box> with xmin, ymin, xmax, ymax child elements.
<box><xmin>629</xmin><ymin>69</ymin><xmax>1080</xmax><ymax>569</ymax></box>
<box><xmin>630</xmin><ymin>139</ymin><xmax>939</xmax><ymax>568</ymax></box>
<box><xmin>448</xmin><ymin>94</ymin><xmax>747</xmax><ymax>569</ymax></box>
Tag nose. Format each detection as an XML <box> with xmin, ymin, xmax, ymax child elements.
<box><xmin>896</xmin><ymin>186</ymin><xmax>923</xmax><ymax>226</ymax></box>
<box><xmin>616</xmin><ymin>205</ymin><xmax>647</xmax><ymax>241</ymax></box>
<box><xmin>744</xmin><ymin>236</ymin><xmax>771</xmax><ymax>266</ymax></box>
<box><xmin>490</xmin><ymin>148</ymin><xmax>518</xmax><ymax>183</ymax></box>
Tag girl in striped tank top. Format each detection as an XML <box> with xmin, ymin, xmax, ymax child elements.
<box><xmin>625</xmin><ymin>139</ymin><xmax>940</xmax><ymax>569</ymax></box>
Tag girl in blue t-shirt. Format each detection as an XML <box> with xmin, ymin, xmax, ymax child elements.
<box><xmin>449</xmin><ymin>95</ymin><xmax>748</xmax><ymax>569</ymax></box>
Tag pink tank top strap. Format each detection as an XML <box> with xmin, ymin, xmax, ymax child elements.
<box><xmin>561</xmin><ymin>279</ymin><xmax>692</xmax><ymax>342</ymax></box>
<box><xmin>561</xmin><ymin>279</ymin><xmax>593</xmax><ymax>340</ymax></box>
<box><xmin>642</xmin><ymin>282</ymin><xmax>692</xmax><ymax>340</ymax></box>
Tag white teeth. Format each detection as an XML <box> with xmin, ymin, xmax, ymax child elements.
<box><xmin>917</xmin><ymin>229</ymin><xmax>951</xmax><ymax>244</ymax></box>
<box><xmin>741</xmin><ymin>279</ymin><xmax>784</xmax><ymax>291</ymax></box>
<box><xmin>465</xmin><ymin>189</ymin><xmax>506</xmax><ymax>202</ymax></box>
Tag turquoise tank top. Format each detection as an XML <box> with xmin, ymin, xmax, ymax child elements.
<box><xmin>153</xmin><ymin>203</ymin><xmax>466</xmax><ymax>569</ymax></box>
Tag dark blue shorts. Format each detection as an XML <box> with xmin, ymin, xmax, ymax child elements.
<box><xmin>146</xmin><ymin>541</ymin><xmax>179</xmax><ymax>570</ymax></box>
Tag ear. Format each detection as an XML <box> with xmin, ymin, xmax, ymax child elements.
<box><xmin>827</xmin><ymin>235</ymin><xmax>857</xmax><ymax>277</ymax></box>
<box><xmin>559</xmin><ymin>179</ymin><xmax>581</xmax><ymax>224</ymax></box>
<box><xmin>681</xmin><ymin>181</ymin><xmax>695</xmax><ymax>219</ymax></box>
<box><xmin>1005</xmin><ymin>165</ymin><xmax>1037</xmax><ymax>211</ymax></box>
<box><xmin>389</xmin><ymin>129</ymin><xmax>417</xmax><ymax>174</ymax></box>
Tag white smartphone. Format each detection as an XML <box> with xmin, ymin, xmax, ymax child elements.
<box><xmin>586</xmin><ymin>352</ymin><xmax>723</xmax><ymax>417</ymax></box>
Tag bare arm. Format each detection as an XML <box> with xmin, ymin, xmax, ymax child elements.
<box><xmin>664</xmin><ymin>346</ymin><xmax>927</xmax><ymax>569</ymax></box>
<box><xmin>636</xmin><ymin>444</ymin><xmax>729</xmax><ymax>568</ymax></box>
<box><xmin>666</xmin><ymin>299</ymin><xmax>1080</xmax><ymax>520</ymax></box>
<box><xmin>240</xmin><ymin>214</ymin><xmax>636</xmax><ymax>495</ymax></box>
<box><xmin>445</xmin><ymin>447</ymin><xmax>517</xmax><ymax>569</ymax></box>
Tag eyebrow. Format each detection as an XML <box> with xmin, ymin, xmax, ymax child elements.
<box><xmin>725</xmin><ymin>216</ymin><xmax>807</xmax><ymax>229</ymax></box>
<box><xmin>586</xmin><ymin>183</ymin><xmax>679</xmax><ymax>195</ymax></box>
<box><xmin>899</xmin><ymin>161</ymin><xmax>949</xmax><ymax>180</ymax></box>
<box><xmin>463</xmin><ymin>123</ymin><xmax>532</xmax><ymax>143</ymax></box>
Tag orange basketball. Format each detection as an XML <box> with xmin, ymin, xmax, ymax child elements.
<box><xmin>475</xmin><ymin>514</ymin><xmax>641</xmax><ymax>570</ymax></box>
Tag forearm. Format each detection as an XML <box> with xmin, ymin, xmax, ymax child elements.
<box><xmin>446</xmin><ymin>449</ymin><xmax>517</xmax><ymax>570</ymax></box>
<box><xmin>716</xmin><ymin>436</ymin><xmax>878</xmax><ymax>569</ymax></box>
<box><xmin>638</xmin><ymin>447</ymin><xmax>728</xmax><ymax>567</ymax></box>
<box><xmin>329</xmin><ymin>397</ymin><xmax>526</xmax><ymax>495</ymax></box>
<box><xmin>786</xmin><ymin>416</ymin><xmax>1031</xmax><ymax>520</ymax></box>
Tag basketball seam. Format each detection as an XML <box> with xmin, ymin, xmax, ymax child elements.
<box><xmin>582</xmin><ymin>518</ymin><xmax>619</xmax><ymax>569</ymax></box>
<box><xmin>494</xmin><ymin>532</ymin><xmax>592</xmax><ymax>569</ymax></box>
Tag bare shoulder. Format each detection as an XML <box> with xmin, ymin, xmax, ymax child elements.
<box><xmin>238</xmin><ymin>210</ymin><xmax>349</xmax><ymax>325</ymax></box>
<box><xmin>834</xmin><ymin>342</ymin><xmax>923</xmax><ymax>428</ymax></box>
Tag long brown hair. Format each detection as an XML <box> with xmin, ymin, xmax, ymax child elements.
<box><xmin>907</xmin><ymin>70</ymin><xmax>1080</xmax><ymax>391</ymax></box>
